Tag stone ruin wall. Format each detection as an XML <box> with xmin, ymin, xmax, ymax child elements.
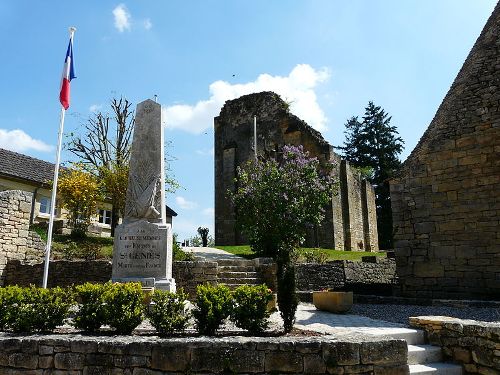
<box><xmin>0</xmin><ymin>190</ymin><xmax>44</xmax><ymax>286</ymax></box>
<box><xmin>214</xmin><ymin>92</ymin><xmax>378</xmax><ymax>251</ymax></box>
<box><xmin>390</xmin><ymin>4</ymin><xmax>500</xmax><ymax>300</ymax></box>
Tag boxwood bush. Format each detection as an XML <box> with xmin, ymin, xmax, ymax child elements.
<box><xmin>146</xmin><ymin>288</ymin><xmax>190</xmax><ymax>336</ymax></box>
<box><xmin>193</xmin><ymin>283</ymin><xmax>232</xmax><ymax>335</ymax></box>
<box><xmin>73</xmin><ymin>282</ymin><xmax>109</xmax><ymax>332</ymax></box>
<box><xmin>2</xmin><ymin>285</ymin><xmax>72</xmax><ymax>333</ymax></box>
<box><xmin>231</xmin><ymin>284</ymin><xmax>272</xmax><ymax>333</ymax></box>
<box><xmin>103</xmin><ymin>282</ymin><xmax>144</xmax><ymax>334</ymax></box>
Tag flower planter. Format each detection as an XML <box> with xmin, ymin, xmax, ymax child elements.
<box><xmin>312</xmin><ymin>291</ymin><xmax>353</xmax><ymax>313</ymax></box>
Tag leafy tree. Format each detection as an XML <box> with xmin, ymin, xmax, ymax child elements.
<box><xmin>67</xmin><ymin>97</ymin><xmax>134</xmax><ymax>235</ymax></box>
<box><xmin>67</xmin><ymin>97</ymin><xmax>179</xmax><ymax>235</ymax></box>
<box><xmin>231</xmin><ymin>145</ymin><xmax>335</xmax><ymax>332</ymax></box>
<box><xmin>197</xmin><ymin>227</ymin><xmax>209</xmax><ymax>247</ymax></box>
<box><xmin>57</xmin><ymin>165</ymin><xmax>103</xmax><ymax>238</ymax></box>
<box><xmin>337</xmin><ymin>101</ymin><xmax>404</xmax><ymax>249</ymax></box>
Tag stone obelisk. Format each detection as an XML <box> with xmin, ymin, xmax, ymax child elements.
<box><xmin>111</xmin><ymin>99</ymin><xmax>176</xmax><ymax>292</ymax></box>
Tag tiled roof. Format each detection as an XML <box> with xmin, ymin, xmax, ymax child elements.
<box><xmin>0</xmin><ymin>148</ymin><xmax>56</xmax><ymax>186</ymax></box>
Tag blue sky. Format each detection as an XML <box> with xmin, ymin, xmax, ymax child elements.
<box><xmin>0</xmin><ymin>1</ymin><xmax>496</xmax><ymax>240</ymax></box>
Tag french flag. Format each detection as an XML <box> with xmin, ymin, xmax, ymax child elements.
<box><xmin>59</xmin><ymin>36</ymin><xmax>76</xmax><ymax>110</ymax></box>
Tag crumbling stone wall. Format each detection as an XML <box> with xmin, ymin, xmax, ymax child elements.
<box><xmin>214</xmin><ymin>92</ymin><xmax>378</xmax><ymax>251</ymax></box>
<box><xmin>390</xmin><ymin>4</ymin><xmax>500</xmax><ymax>300</ymax></box>
<box><xmin>0</xmin><ymin>190</ymin><xmax>44</xmax><ymax>286</ymax></box>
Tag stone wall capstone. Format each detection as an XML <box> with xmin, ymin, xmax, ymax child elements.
<box><xmin>390</xmin><ymin>3</ymin><xmax>500</xmax><ymax>300</ymax></box>
<box><xmin>0</xmin><ymin>190</ymin><xmax>44</xmax><ymax>286</ymax></box>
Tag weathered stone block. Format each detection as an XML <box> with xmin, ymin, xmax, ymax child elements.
<box><xmin>265</xmin><ymin>351</ymin><xmax>303</xmax><ymax>373</ymax></box>
<box><xmin>151</xmin><ymin>346</ymin><xmax>190</xmax><ymax>372</ymax></box>
<box><xmin>360</xmin><ymin>341</ymin><xmax>407</xmax><ymax>365</ymax></box>
<box><xmin>323</xmin><ymin>342</ymin><xmax>360</xmax><ymax>366</ymax></box>
<box><xmin>83</xmin><ymin>366</ymin><xmax>112</xmax><ymax>375</ymax></box>
<box><xmin>303</xmin><ymin>353</ymin><xmax>326</xmax><ymax>373</ymax></box>
<box><xmin>54</xmin><ymin>352</ymin><xmax>85</xmax><ymax>370</ymax></box>
<box><xmin>9</xmin><ymin>353</ymin><xmax>39</xmax><ymax>369</ymax></box>
<box><xmin>228</xmin><ymin>349</ymin><xmax>265</xmax><ymax>373</ymax></box>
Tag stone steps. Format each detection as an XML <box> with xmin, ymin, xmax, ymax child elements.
<box><xmin>408</xmin><ymin>345</ymin><xmax>443</xmax><ymax>365</ymax></box>
<box><xmin>409</xmin><ymin>363</ymin><xmax>463</xmax><ymax>374</ymax></box>
<box><xmin>218</xmin><ymin>277</ymin><xmax>262</xmax><ymax>285</ymax></box>
<box><xmin>389</xmin><ymin>329</ymin><xmax>463</xmax><ymax>375</ymax></box>
<box><xmin>215</xmin><ymin>258</ymin><xmax>265</xmax><ymax>289</ymax></box>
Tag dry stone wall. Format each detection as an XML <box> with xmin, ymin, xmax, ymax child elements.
<box><xmin>214</xmin><ymin>92</ymin><xmax>378</xmax><ymax>251</ymax></box>
<box><xmin>410</xmin><ymin>316</ymin><xmax>499</xmax><ymax>374</ymax></box>
<box><xmin>0</xmin><ymin>334</ymin><xmax>409</xmax><ymax>374</ymax></box>
<box><xmin>390</xmin><ymin>4</ymin><xmax>500</xmax><ymax>300</ymax></box>
<box><xmin>0</xmin><ymin>190</ymin><xmax>44</xmax><ymax>286</ymax></box>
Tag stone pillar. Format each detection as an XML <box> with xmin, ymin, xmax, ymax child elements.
<box><xmin>112</xmin><ymin>99</ymin><xmax>175</xmax><ymax>292</ymax></box>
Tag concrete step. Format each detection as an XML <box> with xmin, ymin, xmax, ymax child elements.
<box><xmin>218</xmin><ymin>271</ymin><xmax>259</xmax><ymax>278</ymax></box>
<box><xmin>217</xmin><ymin>265</ymin><xmax>257</xmax><ymax>272</ymax></box>
<box><xmin>216</xmin><ymin>259</ymin><xmax>255</xmax><ymax>267</ymax></box>
<box><xmin>218</xmin><ymin>277</ymin><xmax>262</xmax><ymax>285</ymax></box>
<box><xmin>408</xmin><ymin>345</ymin><xmax>442</xmax><ymax>365</ymax></box>
<box><xmin>384</xmin><ymin>328</ymin><xmax>426</xmax><ymax>345</ymax></box>
<box><xmin>409</xmin><ymin>363</ymin><xmax>462</xmax><ymax>374</ymax></box>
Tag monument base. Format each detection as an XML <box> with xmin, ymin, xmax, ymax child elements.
<box><xmin>112</xmin><ymin>276</ymin><xmax>176</xmax><ymax>292</ymax></box>
<box><xmin>112</xmin><ymin>220</ymin><xmax>175</xmax><ymax>292</ymax></box>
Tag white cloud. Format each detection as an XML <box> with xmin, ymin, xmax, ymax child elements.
<box><xmin>113</xmin><ymin>4</ymin><xmax>131</xmax><ymax>32</ymax></box>
<box><xmin>143</xmin><ymin>18</ymin><xmax>152</xmax><ymax>30</ymax></box>
<box><xmin>202</xmin><ymin>207</ymin><xmax>214</xmax><ymax>217</ymax></box>
<box><xmin>175</xmin><ymin>196</ymin><xmax>198</xmax><ymax>210</ymax></box>
<box><xmin>0</xmin><ymin>129</ymin><xmax>53</xmax><ymax>153</ymax></box>
<box><xmin>89</xmin><ymin>104</ymin><xmax>102</xmax><ymax>112</ymax></box>
<box><xmin>173</xmin><ymin>217</ymin><xmax>213</xmax><ymax>241</ymax></box>
<box><xmin>196</xmin><ymin>148</ymin><xmax>214</xmax><ymax>156</ymax></box>
<box><xmin>163</xmin><ymin>64</ymin><xmax>330</xmax><ymax>134</ymax></box>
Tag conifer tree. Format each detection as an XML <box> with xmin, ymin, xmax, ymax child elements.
<box><xmin>338</xmin><ymin>101</ymin><xmax>404</xmax><ymax>249</ymax></box>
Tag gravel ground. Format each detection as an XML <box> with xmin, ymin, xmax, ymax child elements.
<box><xmin>349</xmin><ymin>303</ymin><xmax>500</xmax><ymax>326</ymax></box>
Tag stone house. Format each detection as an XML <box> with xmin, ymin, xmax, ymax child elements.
<box><xmin>214</xmin><ymin>92</ymin><xmax>378</xmax><ymax>251</ymax></box>
<box><xmin>0</xmin><ymin>148</ymin><xmax>177</xmax><ymax>237</ymax></box>
<box><xmin>390</xmin><ymin>4</ymin><xmax>500</xmax><ymax>300</ymax></box>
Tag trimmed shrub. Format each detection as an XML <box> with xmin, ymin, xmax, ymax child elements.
<box><xmin>4</xmin><ymin>286</ymin><xmax>73</xmax><ymax>333</ymax></box>
<box><xmin>146</xmin><ymin>289</ymin><xmax>190</xmax><ymax>336</ymax></box>
<box><xmin>193</xmin><ymin>283</ymin><xmax>232</xmax><ymax>335</ymax></box>
<box><xmin>231</xmin><ymin>284</ymin><xmax>272</xmax><ymax>334</ymax></box>
<box><xmin>73</xmin><ymin>282</ymin><xmax>109</xmax><ymax>332</ymax></box>
<box><xmin>103</xmin><ymin>282</ymin><xmax>144</xmax><ymax>334</ymax></box>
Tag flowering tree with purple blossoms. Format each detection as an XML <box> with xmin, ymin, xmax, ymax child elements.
<box><xmin>230</xmin><ymin>145</ymin><xmax>336</xmax><ymax>332</ymax></box>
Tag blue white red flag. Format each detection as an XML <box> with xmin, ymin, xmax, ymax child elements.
<box><xmin>59</xmin><ymin>37</ymin><xmax>76</xmax><ymax>110</ymax></box>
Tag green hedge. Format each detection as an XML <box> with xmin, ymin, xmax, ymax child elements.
<box><xmin>0</xmin><ymin>283</ymin><xmax>274</xmax><ymax>336</ymax></box>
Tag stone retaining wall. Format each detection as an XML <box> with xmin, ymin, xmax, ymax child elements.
<box><xmin>5</xmin><ymin>259</ymin><xmax>219</xmax><ymax>295</ymax></box>
<box><xmin>0</xmin><ymin>190</ymin><xmax>44</xmax><ymax>286</ymax></box>
<box><xmin>410</xmin><ymin>316</ymin><xmax>499</xmax><ymax>374</ymax></box>
<box><xmin>296</xmin><ymin>258</ymin><xmax>397</xmax><ymax>296</ymax></box>
<box><xmin>0</xmin><ymin>333</ymin><xmax>409</xmax><ymax>374</ymax></box>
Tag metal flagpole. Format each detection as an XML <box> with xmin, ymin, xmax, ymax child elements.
<box><xmin>43</xmin><ymin>27</ymin><xmax>76</xmax><ymax>288</ymax></box>
<box><xmin>254</xmin><ymin>115</ymin><xmax>257</xmax><ymax>161</ymax></box>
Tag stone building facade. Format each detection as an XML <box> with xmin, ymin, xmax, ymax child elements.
<box><xmin>214</xmin><ymin>92</ymin><xmax>378</xmax><ymax>251</ymax></box>
<box><xmin>0</xmin><ymin>190</ymin><xmax>44</xmax><ymax>286</ymax></box>
<box><xmin>390</xmin><ymin>4</ymin><xmax>500</xmax><ymax>300</ymax></box>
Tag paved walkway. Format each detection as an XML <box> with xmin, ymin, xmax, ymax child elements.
<box><xmin>182</xmin><ymin>246</ymin><xmax>243</xmax><ymax>260</ymax></box>
<box><xmin>293</xmin><ymin>303</ymin><xmax>421</xmax><ymax>341</ymax></box>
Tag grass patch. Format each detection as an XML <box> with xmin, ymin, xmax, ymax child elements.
<box><xmin>215</xmin><ymin>245</ymin><xmax>386</xmax><ymax>261</ymax></box>
<box><xmin>51</xmin><ymin>234</ymin><xmax>114</xmax><ymax>260</ymax></box>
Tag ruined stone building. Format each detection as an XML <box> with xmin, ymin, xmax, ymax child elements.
<box><xmin>390</xmin><ymin>4</ymin><xmax>500</xmax><ymax>300</ymax></box>
<box><xmin>214</xmin><ymin>92</ymin><xmax>378</xmax><ymax>251</ymax></box>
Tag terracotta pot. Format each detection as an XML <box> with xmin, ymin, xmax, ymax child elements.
<box><xmin>312</xmin><ymin>291</ymin><xmax>353</xmax><ymax>313</ymax></box>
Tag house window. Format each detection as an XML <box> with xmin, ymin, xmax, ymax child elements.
<box><xmin>98</xmin><ymin>209</ymin><xmax>112</xmax><ymax>225</ymax></box>
<box><xmin>39</xmin><ymin>197</ymin><xmax>51</xmax><ymax>214</ymax></box>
